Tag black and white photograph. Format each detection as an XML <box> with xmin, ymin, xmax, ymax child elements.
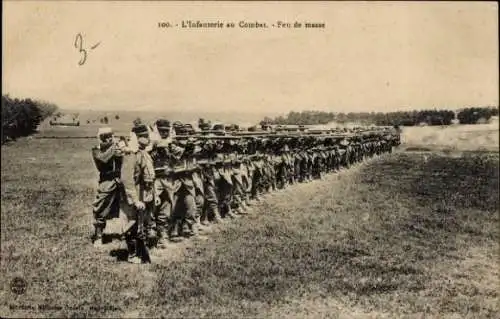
<box><xmin>1</xmin><ymin>1</ymin><xmax>498</xmax><ymax>318</ymax></box>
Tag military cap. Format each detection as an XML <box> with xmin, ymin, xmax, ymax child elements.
<box><xmin>156</xmin><ymin>119</ymin><xmax>171</xmax><ymax>129</ymax></box>
<box><xmin>132</xmin><ymin>123</ymin><xmax>150</xmax><ymax>137</ymax></box>
<box><xmin>97</xmin><ymin>127</ymin><xmax>113</xmax><ymax>140</ymax></box>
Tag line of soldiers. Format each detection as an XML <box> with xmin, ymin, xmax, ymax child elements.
<box><xmin>91</xmin><ymin>121</ymin><xmax>401</xmax><ymax>263</ymax></box>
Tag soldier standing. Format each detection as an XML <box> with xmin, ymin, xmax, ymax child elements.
<box><xmin>241</xmin><ymin>157</ymin><xmax>253</xmax><ymax>208</ymax></box>
<box><xmin>171</xmin><ymin>168</ymin><xmax>199</xmax><ymax>238</ymax></box>
<box><xmin>192</xmin><ymin>166</ymin><xmax>205</xmax><ymax>225</ymax></box>
<box><xmin>153</xmin><ymin>166</ymin><xmax>176</xmax><ymax>247</ymax></box>
<box><xmin>120</xmin><ymin>187</ymin><xmax>149</xmax><ymax>264</ymax></box>
<box><xmin>230</xmin><ymin>157</ymin><xmax>247</xmax><ymax>214</ymax></box>
<box><xmin>129</xmin><ymin>122</ymin><xmax>154</xmax><ymax>153</ymax></box>
<box><xmin>275</xmin><ymin>144</ymin><xmax>289</xmax><ymax>189</ymax></box>
<box><xmin>333</xmin><ymin>144</ymin><xmax>341</xmax><ymax>171</ymax></box>
<box><xmin>151</xmin><ymin>119</ymin><xmax>182</xmax><ymax>243</ymax></box>
<box><xmin>91</xmin><ymin>127</ymin><xmax>127</xmax><ymax>248</ymax></box>
<box><xmin>198</xmin><ymin>140</ymin><xmax>223</xmax><ymax>225</ymax></box>
<box><xmin>133</xmin><ymin>136</ymin><xmax>156</xmax><ymax>245</ymax></box>
<box><xmin>168</xmin><ymin>140</ymin><xmax>199</xmax><ymax>238</ymax></box>
<box><xmin>199</xmin><ymin>161</ymin><xmax>223</xmax><ymax>225</ymax></box>
<box><xmin>250</xmin><ymin>153</ymin><xmax>264</xmax><ymax>201</ymax></box>
<box><xmin>217</xmin><ymin>156</ymin><xmax>236</xmax><ymax>219</ymax></box>
<box><xmin>151</xmin><ymin>139</ymin><xmax>178</xmax><ymax>248</ymax></box>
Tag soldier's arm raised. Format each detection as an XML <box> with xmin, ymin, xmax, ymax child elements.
<box><xmin>92</xmin><ymin>146</ymin><xmax>115</xmax><ymax>164</ymax></box>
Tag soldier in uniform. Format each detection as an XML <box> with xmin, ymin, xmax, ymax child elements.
<box><xmin>275</xmin><ymin>143</ymin><xmax>289</xmax><ymax>190</ymax></box>
<box><xmin>197</xmin><ymin>140</ymin><xmax>223</xmax><ymax>225</ymax></box>
<box><xmin>316</xmin><ymin>144</ymin><xmax>328</xmax><ymax>178</ymax></box>
<box><xmin>151</xmin><ymin>120</ymin><xmax>179</xmax><ymax>247</ymax></box>
<box><xmin>192</xmin><ymin>165</ymin><xmax>205</xmax><ymax>225</ymax></box>
<box><xmin>262</xmin><ymin>153</ymin><xmax>277</xmax><ymax>193</ymax></box>
<box><xmin>350</xmin><ymin>139</ymin><xmax>359</xmax><ymax>164</ymax></box>
<box><xmin>129</xmin><ymin>122</ymin><xmax>154</xmax><ymax>153</ymax></box>
<box><xmin>286</xmin><ymin>138</ymin><xmax>297</xmax><ymax>185</ymax></box>
<box><xmin>298</xmin><ymin>142</ymin><xmax>309</xmax><ymax>183</ymax></box>
<box><xmin>305</xmin><ymin>143</ymin><xmax>315</xmax><ymax>181</ymax></box>
<box><xmin>216</xmin><ymin>152</ymin><xmax>237</xmax><ymax>219</ymax></box>
<box><xmin>311</xmin><ymin>146</ymin><xmax>321</xmax><ymax>179</ymax></box>
<box><xmin>151</xmin><ymin>119</ymin><xmax>175</xmax><ymax>143</ymax></box>
<box><xmin>249</xmin><ymin>141</ymin><xmax>264</xmax><ymax>201</ymax></box>
<box><xmin>133</xmin><ymin>135</ymin><xmax>156</xmax><ymax>245</ymax></box>
<box><xmin>91</xmin><ymin>127</ymin><xmax>127</xmax><ymax>248</ymax></box>
<box><xmin>240</xmin><ymin>155</ymin><xmax>253</xmax><ymax>208</ymax></box>
<box><xmin>357</xmin><ymin>139</ymin><xmax>364</xmax><ymax>163</ymax></box>
<box><xmin>230</xmin><ymin>156</ymin><xmax>247</xmax><ymax>214</ymax></box>
<box><xmin>257</xmin><ymin>139</ymin><xmax>270</xmax><ymax>193</ymax></box>
<box><xmin>237</xmin><ymin>139</ymin><xmax>252</xmax><ymax>209</ymax></box>
<box><xmin>199</xmin><ymin>160</ymin><xmax>223</xmax><ymax>225</ymax></box>
<box><xmin>340</xmin><ymin>138</ymin><xmax>350</xmax><ymax>169</ymax></box>
<box><xmin>169</xmin><ymin>140</ymin><xmax>199</xmax><ymax>238</ymax></box>
<box><xmin>120</xmin><ymin>187</ymin><xmax>149</xmax><ymax>264</ymax></box>
<box><xmin>293</xmin><ymin>143</ymin><xmax>303</xmax><ymax>183</ymax></box>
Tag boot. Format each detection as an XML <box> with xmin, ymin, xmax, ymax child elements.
<box><xmin>126</xmin><ymin>239</ymin><xmax>142</xmax><ymax>263</ymax></box>
<box><xmin>184</xmin><ymin>223</ymin><xmax>198</xmax><ymax>237</ymax></box>
<box><xmin>226</xmin><ymin>207</ymin><xmax>238</xmax><ymax>219</ymax></box>
<box><xmin>191</xmin><ymin>224</ymin><xmax>198</xmax><ymax>236</ymax></box>
<box><xmin>156</xmin><ymin>228</ymin><xmax>168</xmax><ymax>249</ymax></box>
<box><xmin>181</xmin><ymin>222</ymin><xmax>190</xmax><ymax>237</ymax></box>
<box><xmin>213</xmin><ymin>215</ymin><xmax>225</xmax><ymax>224</ymax></box>
<box><xmin>197</xmin><ymin>216</ymin><xmax>209</xmax><ymax>229</ymax></box>
<box><xmin>93</xmin><ymin>226</ymin><xmax>105</xmax><ymax>248</ymax></box>
<box><xmin>240</xmin><ymin>201</ymin><xmax>248</xmax><ymax>212</ymax></box>
<box><xmin>212</xmin><ymin>209</ymin><xmax>225</xmax><ymax>224</ymax></box>
<box><xmin>128</xmin><ymin>255</ymin><xmax>142</xmax><ymax>264</ymax></box>
<box><xmin>201</xmin><ymin>220</ymin><xmax>210</xmax><ymax>226</ymax></box>
<box><xmin>245</xmin><ymin>198</ymin><xmax>252</xmax><ymax>207</ymax></box>
<box><xmin>167</xmin><ymin>223</ymin><xmax>177</xmax><ymax>241</ymax></box>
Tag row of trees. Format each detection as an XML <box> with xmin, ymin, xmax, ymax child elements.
<box><xmin>456</xmin><ymin>107</ymin><xmax>499</xmax><ymax>125</ymax></box>
<box><xmin>260</xmin><ymin>107</ymin><xmax>499</xmax><ymax>126</ymax></box>
<box><xmin>2</xmin><ymin>95</ymin><xmax>59</xmax><ymax>144</ymax></box>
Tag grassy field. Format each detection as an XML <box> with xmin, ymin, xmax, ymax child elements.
<box><xmin>1</xmin><ymin>126</ymin><xmax>499</xmax><ymax>318</ymax></box>
<box><xmin>400</xmin><ymin>123</ymin><xmax>499</xmax><ymax>152</ymax></box>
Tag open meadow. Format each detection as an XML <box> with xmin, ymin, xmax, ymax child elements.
<box><xmin>1</xmin><ymin>124</ymin><xmax>498</xmax><ymax>318</ymax></box>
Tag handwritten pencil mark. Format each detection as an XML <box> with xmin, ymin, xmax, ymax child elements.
<box><xmin>90</xmin><ymin>42</ymin><xmax>101</xmax><ymax>50</ymax></box>
<box><xmin>74</xmin><ymin>33</ymin><xmax>101</xmax><ymax>66</ymax></box>
<box><xmin>74</xmin><ymin>33</ymin><xmax>87</xmax><ymax>65</ymax></box>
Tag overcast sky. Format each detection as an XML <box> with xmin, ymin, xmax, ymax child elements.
<box><xmin>3</xmin><ymin>1</ymin><xmax>498</xmax><ymax>114</ymax></box>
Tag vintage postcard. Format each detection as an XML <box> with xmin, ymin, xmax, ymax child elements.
<box><xmin>2</xmin><ymin>1</ymin><xmax>498</xmax><ymax>318</ymax></box>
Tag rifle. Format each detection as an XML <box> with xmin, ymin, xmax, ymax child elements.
<box><xmin>136</xmin><ymin>204</ymin><xmax>151</xmax><ymax>263</ymax></box>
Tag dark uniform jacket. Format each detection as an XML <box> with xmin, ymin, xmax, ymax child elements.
<box><xmin>92</xmin><ymin>144</ymin><xmax>123</xmax><ymax>182</ymax></box>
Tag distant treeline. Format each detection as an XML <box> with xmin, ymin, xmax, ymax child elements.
<box><xmin>457</xmin><ymin>107</ymin><xmax>499</xmax><ymax>125</ymax></box>
<box><xmin>2</xmin><ymin>95</ymin><xmax>59</xmax><ymax>144</ymax></box>
<box><xmin>260</xmin><ymin>107</ymin><xmax>499</xmax><ymax>126</ymax></box>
